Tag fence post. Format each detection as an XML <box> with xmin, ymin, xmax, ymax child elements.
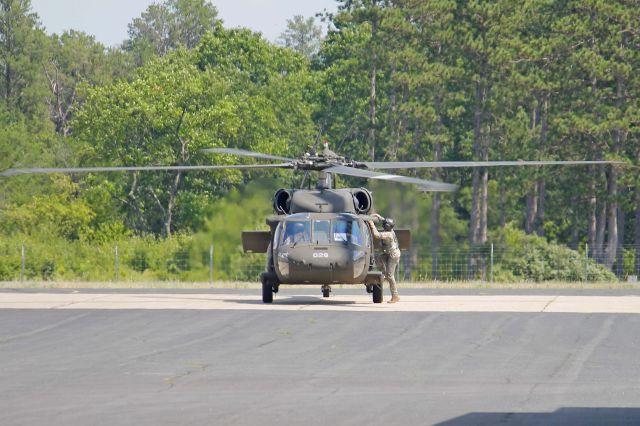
<box><xmin>115</xmin><ymin>244</ymin><xmax>119</xmax><ymax>282</ymax></box>
<box><xmin>20</xmin><ymin>242</ymin><xmax>25</xmax><ymax>282</ymax></box>
<box><xmin>490</xmin><ymin>243</ymin><xmax>494</xmax><ymax>283</ymax></box>
<box><xmin>433</xmin><ymin>252</ymin><xmax>438</xmax><ymax>281</ymax></box>
<box><xmin>209</xmin><ymin>244</ymin><xmax>214</xmax><ymax>284</ymax></box>
<box><xmin>585</xmin><ymin>243</ymin><xmax>589</xmax><ymax>282</ymax></box>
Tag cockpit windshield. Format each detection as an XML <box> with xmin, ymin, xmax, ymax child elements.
<box><xmin>278</xmin><ymin>215</ymin><xmax>363</xmax><ymax>247</ymax></box>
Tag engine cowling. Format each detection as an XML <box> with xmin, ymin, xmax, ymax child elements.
<box><xmin>352</xmin><ymin>188</ymin><xmax>373</xmax><ymax>214</ymax></box>
<box><xmin>273</xmin><ymin>189</ymin><xmax>293</xmax><ymax>214</ymax></box>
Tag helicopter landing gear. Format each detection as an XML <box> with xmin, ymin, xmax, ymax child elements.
<box><xmin>372</xmin><ymin>283</ymin><xmax>383</xmax><ymax>304</ymax></box>
<box><xmin>322</xmin><ymin>285</ymin><xmax>331</xmax><ymax>298</ymax></box>
<box><xmin>365</xmin><ymin>272</ymin><xmax>384</xmax><ymax>303</ymax></box>
<box><xmin>260</xmin><ymin>272</ymin><xmax>278</xmax><ymax>304</ymax></box>
<box><xmin>262</xmin><ymin>279</ymin><xmax>273</xmax><ymax>303</ymax></box>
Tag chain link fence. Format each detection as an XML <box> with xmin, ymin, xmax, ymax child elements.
<box><xmin>3</xmin><ymin>240</ymin><xmax>638</xmax><ymax>283</ymax></box>
<box><xmin>4</xmin><ymin>242</ymin><xmax>265</xmax><ymax>283</ymax></box>
<box><xmin>397</xmin><ymin>244</ymin><xmax>626</xmax><ymax>283</ymax></box>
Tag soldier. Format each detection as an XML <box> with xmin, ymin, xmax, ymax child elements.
<box><xmin>367</xmin><ymin>213</ymin><xmax>401</xmax><ymax>303</ymax></box>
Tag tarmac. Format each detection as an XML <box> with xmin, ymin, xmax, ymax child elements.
<box><xmin>1</xmin><ymin>288</ymin><xmax>639</xmax><ymax>425</ymax></box>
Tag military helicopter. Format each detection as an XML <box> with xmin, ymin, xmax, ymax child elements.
<box><xmin>1</xmin><ymin>142</ymin><xmax>618</xmax><ymax>303</ymax></box>
<box><xmin>207</xmin><ymin>143</ymin><xmax>620</xmax><ymax>303</ymax></box>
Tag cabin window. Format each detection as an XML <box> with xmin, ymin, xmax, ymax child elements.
<box><xmin>313</xmin><ymin>220</ymin><xmax>331</xmax><ymax>244</ymax></box>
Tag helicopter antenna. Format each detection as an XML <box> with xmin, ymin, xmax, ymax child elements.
<box><xmin>299</xmin><ymin>126</ymin><xmax>324</xmax><ymax>189</ymax></box>
<box><xmin>312</xmin><ymin>125</ymin><xmax>324</xmax><ymax>153</ymax></box>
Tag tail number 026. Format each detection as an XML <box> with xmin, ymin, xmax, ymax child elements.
<box><xmin>313</xmin><ymin>252</ymin><xmax>329</xmax><ymax>258</ymax></box>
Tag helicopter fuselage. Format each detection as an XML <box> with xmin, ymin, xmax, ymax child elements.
<box><xmin>271</xmin><ymin>212</ymin><xmax>373</xmax><ymax>285</ymax></box>
<box><xmin>242</xmin><ymin>187</ymin><xmax>411</xmax><ymax>303</ymax></box>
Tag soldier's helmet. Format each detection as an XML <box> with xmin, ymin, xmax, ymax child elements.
<box><xmin>382</xmin><ymin>218</ymin><xmax>395</xmax><ymax>231</ymax></box>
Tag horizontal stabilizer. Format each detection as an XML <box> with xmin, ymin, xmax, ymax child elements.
<box><xmin>242</xmin><ymin>231</ymin><xmax>271</xmax><ymax>253</ymax></box>
<box><xmin>395</xmin><ymin>229</ymin><xmax>411</xmax><ymax>250</ymax></box>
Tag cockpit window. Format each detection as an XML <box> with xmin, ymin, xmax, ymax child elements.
<box><xmin>313</xmin><ymin>220</ymin><xmax>331</xmax><ymax>244</ymax></box>
<box><xmin>332</xmin><ymin>219</ymin><xmax>362</xmax><ymax>246</ymax></box>
<box><xmin>281</xmin><ymin>221</ymin><xmax>311</xmax><ymax>245</ymax></box>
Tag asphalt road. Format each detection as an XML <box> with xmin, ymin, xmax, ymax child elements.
<box><xmin>1</xmin><ymin>290</ymin><xmax>639</xmax><ymax>425</ymax></box>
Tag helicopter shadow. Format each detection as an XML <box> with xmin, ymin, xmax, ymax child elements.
<box><xmin>434</xmin><ymin>407</ymin><xmax>640</xmax><ymax>426</ymax></box>
<box><xmin>225</xmin><ymin>296</ymin><xmax>358</xmax><ymax>306</ymax></box>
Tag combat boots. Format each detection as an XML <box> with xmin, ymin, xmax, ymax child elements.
<box><xmin>387</xmin><ymin>294</ymin><xmax>400</xmax><ymax>304</ymax></box>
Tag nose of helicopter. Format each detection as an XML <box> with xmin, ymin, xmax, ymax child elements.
<box><xmin>281</xmin><ymin>245</ymin><xmax>366</xmax><ymax>284</ymax></box>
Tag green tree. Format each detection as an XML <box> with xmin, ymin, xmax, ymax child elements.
<box><xmin>552</xmin><ymin>1</ymin><xmax>638</xmax><ymax>269</ymax></box>
<box><xmin>0</xmin><ymin>0</ymin><xmax>47</xmax><ymax>117</ymax></box>
<box><xmin>278</xmin><ymin>15</ymin><xmax>323</xmax><ymax>59</ymax></box>
<box><xmin>75</xmin><ymin>29</ymin><xmax>315</xmax><ymax>237</ymax></box>
<box><xmin>125</xmin><ymin>0</ymin><xmax>222</xmax><ymax>64</ymax></box>
<box><xmin>43</xmin><ymin>30</ymin><xmax>117</xmax><ymax>136</ymax></box>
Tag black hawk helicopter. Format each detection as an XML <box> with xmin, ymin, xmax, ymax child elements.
<box><xmin>1</xmin><ymin>142</ymin><xmax>617</xmax><ymax>303</ymax></box>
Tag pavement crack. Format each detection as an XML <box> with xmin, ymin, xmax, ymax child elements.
<box><xmin>257</xmin><ymin>339</ymin><xmax>277</xmax><ymax>348</ymax></box>
<box><xmin>164</xmin><ymin>362</ymin><xmax>210</xmax><ymax>390</ymax></box>
<box><xmin>519</xmin><ymin>382</ymin><xmax>542</xmax><ymax>407</ymax></box>
<box><xmin>541</xmin><ymin>295</ymin><xmax>558</xmax><ymax>312</ymax></box>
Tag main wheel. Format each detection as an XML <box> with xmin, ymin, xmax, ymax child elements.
<box><xmin>322</xmin><ymin>287</ymin><xmax>331</xmax><ymax>298</ymax></box>
<box><xmin>372</xmin><ymin>283</ymin><xmax>383</xmax><ymax>304</ymax></box>
<box><xmin>262</xmin><ymin>279</ymin><xmax>273</xmax><ymax>303</ymax></box>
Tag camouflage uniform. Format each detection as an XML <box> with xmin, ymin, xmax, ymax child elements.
<box><xmin>368</xmin><ymin>221</ymin><xmax>401</xmax><ymax>298</ymax></box>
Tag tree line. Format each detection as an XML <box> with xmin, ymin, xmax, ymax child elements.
<box><xmin>1</xmin><ymin>0</ymin><xmax>639</xmax><ymax>279</ymax></box>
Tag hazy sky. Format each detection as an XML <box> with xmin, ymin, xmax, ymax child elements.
<box><xmin>30</xmin><ymin>0</ymin><xmax>338</xmax><ymax>47</ymax></box>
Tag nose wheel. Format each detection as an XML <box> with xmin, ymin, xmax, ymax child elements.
<box><xmin>262</xmin><ymin>280</ymin><xmax>273</xmax><ymax>303</ymax></box>
<box><xmin>322</xmin><ymin>285</ymin><xmax>331</xmax><ymax>298</ymax></box>
<box><xmin>260</xmin><ymin>272</ymin><xmax>278</xmax><ymax>303</ymax></box>
<box><xmin>372</xmin><ymin>283</ymin><xmax>383</xmax><ymax>303</ymax></box>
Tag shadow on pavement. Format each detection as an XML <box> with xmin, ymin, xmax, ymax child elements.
<box><xmin>226</xmin><ymin>296</ymin><xmax>358</xmax><ymax>306</ymax></box>
<box><xmin>435</xmin><ymin>407</ymin><xmax>640</xmax><ymax>426</ymax></box>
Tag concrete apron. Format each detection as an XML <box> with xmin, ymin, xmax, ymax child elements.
<box><xmin>1</xmin><ymin>293</ymin><xmax>640</xmax><ymax>313</ymax></box>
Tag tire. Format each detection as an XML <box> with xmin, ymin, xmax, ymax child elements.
<box><xmin>322</xmin><ymin>287</ymin><xmax>331</xmax><ymax>298</ymax></box>
<box><xmin>372</xmin><ymin>283</ymin><xmax>383</xmax><ymax>303</ymax></box>
<box><xmin>262</xmin><ymin>279</ymin><xmax>273</xmax><ymax>304</ymax></box>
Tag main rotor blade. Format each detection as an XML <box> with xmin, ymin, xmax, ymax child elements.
<box><xmin>0</xmin><ymin>163</ymin><xmax>292</xmax><ymax>177</ymax></box>
<box><xmin>202</xmin><ymin>148</ymin><xmax>294</xmax><ymax>162</ymax></box>
<box><xmin>364</xmin><ymin>160</ymin><xmax>622</xmax><ymax>169</ymax></box>
<box><xmin>325</xmin><ymin>165</ymin><xmax>457</xmax><ymax>192</ymax></box>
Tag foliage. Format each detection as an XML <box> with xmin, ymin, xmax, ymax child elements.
<box><xmin>1</xmin><ymin>0</ymin><xmax>640</xmax><ymax>283</ymax></box>
<box><xmin>0</xmin><ymin>233</ymin><xmax>194</xmax><ymax>282</ymax></box>
<box><xmin>0</xmin><ymin>0</ymin><xmax>49</xmax><ymax>118</ymax></box>
<box><xmin>190</xmin><ymin>179</ymin><xmax>276</xmax><ymax>281</ymax></box>
<box><xmin>124</xmin><ymin>0</ymin><xmax>222</xmax><ymax>64</ymax></box>
<box><xmin>74</xmin><ymin>30</ymin><xmax>315</xmax><ymax>236</ymax></box>
<box><xmin>1</xmin><ymin>194</ymin><xmax>94</xmax><ymax>240</ymax></box>
<box><xmin>44</xmin><ymin>30</ymin><xmax>121</xmax><ymax>136</ymax></box>
<box><xmin>278</xmin><ymin>15</ymin><xmax>323</xmax><ymax>59</ymax></box>
<box><xmin>493</xmin><ymin>225</ymin><xmax>616</xmax><ymax>282</ymax></box>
